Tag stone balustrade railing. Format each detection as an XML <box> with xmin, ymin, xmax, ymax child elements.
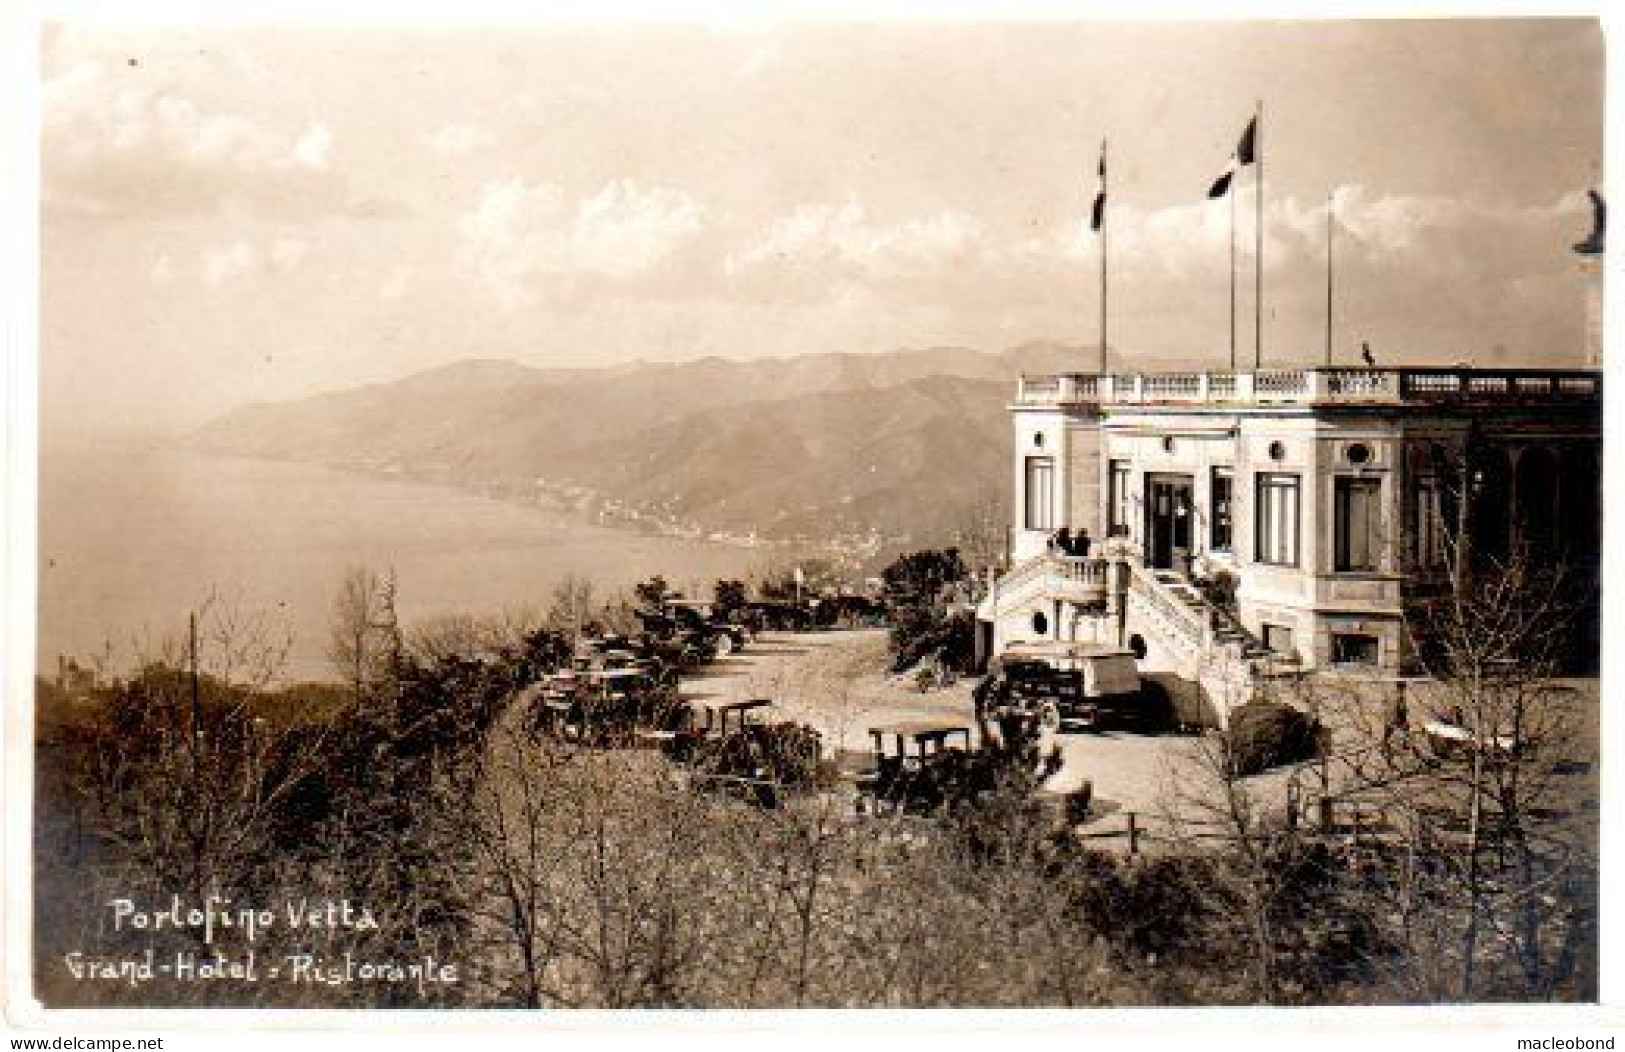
<box><xmin>995</xmin><ymin>553</ymin><xmax>1110</xmax><ymax>601</ymax></box>
<box><xmin>1014</xmin><ymin>367</ymin><xmax>1601</xmax><ymax>408</ymax></box>
<box><xmin>1126</xmin><ymin>567</ymin><xmax>1207</xmax><ymax>652</ymax></box>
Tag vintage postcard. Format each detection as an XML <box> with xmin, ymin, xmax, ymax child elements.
<box><xmin>6</xmin><ymin>3</ymin><xmax>1616</xmax><ymax>1038</ymax></box>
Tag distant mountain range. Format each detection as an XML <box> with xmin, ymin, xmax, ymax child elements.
<box><xmin>190</xmin><ymin>342</ymin><xmax>1116</xmax><ymax>557</ymax></box>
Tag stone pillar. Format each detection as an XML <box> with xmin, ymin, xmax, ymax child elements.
<box><xmin>1581</xmin><ymin>256</ymin><xmax>1603</xmax><ymax>370</ymax></box>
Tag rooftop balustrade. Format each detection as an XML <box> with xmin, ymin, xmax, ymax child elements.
<box><xmin>1013</xmin><ymin>366</ymin><xmax>1601</xmax><ymax>409</ymax></box>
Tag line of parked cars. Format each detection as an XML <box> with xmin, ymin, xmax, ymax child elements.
<box><xmin>519</xmin><ymin>603</ymin><xmax>827</xmax><ymax>805</ymax></box>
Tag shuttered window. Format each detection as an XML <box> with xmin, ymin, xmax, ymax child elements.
<box><xmin>1335</xmin><ymin>477</ymin><xmax>1382</xmax><ymax>572</ymax></box>
<box><xmin>1211</xmin><ymin>468</ymin><xmax>1234</xmax><ymax>551</ymax></box>
<box><xmin>1108</xmin><ymin>460</ymin><xmax>1132</xmax><ymax>535</ymax></box>
<box><xmin>1024</xmin><ymin>457</ymin><xmax>1056</xmax><ymax>531</ymax></box>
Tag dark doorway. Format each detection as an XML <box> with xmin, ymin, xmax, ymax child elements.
<box><xmin>1468</xmin><ymin>447</ymin><xmax>1513</xmax><ymax>565</ymax></box>
<box><xmin>1146</xmin><ymin>473</ymin><xmax>1195</xmax><ymax>571</ymax></box>
<box><xmin>1515</xmin><ymin>446</ymin><xmax>1558</xmax><ymax>562</ymax></box>
<box><xmin>1558</xmin><ymin>443</ymin><xmax>1600</xmax><ymax>563</ymax></box>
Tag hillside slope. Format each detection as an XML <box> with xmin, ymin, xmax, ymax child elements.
<box><xmin>192</xmin><ymin>343</ymin><xmax>1094</xmax><ymax>548</ymax></box>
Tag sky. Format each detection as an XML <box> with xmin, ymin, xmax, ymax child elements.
<box><xmin>36</xmin><ymin>17</ymin><xmax>1605</xmax><ymax>428</ymax></box>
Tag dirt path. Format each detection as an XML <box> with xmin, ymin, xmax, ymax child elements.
<box><xmin>680</xmin><ymin>629</ymin><xmax>978</xmax><ymax>755</ymax></box>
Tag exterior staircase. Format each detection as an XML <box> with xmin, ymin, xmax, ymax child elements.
<box><xmin>1125</xmin><ymin>565</ymin><xmax>1290</xmax><ymax>725</ymax></box>
<box><xmin>980</xmin><ymin>549</ymin><xmax>1294</xmax><ymax>726</ymax></box>
<box><xmin>1143</xmin><ymin>569</ymin><xmax>1272</xmax><ymax>661</ymax></box>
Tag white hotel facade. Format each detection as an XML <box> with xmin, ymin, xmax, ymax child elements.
<box><xmin>977</xmin><ymin>365</ymin><xmax>1603</xmax><ymax>723</ymax></box>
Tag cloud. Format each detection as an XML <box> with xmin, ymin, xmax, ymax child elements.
<box><xmin>458</xmin><ymin>178</ymin><xmax>709</xmax><ymax>305</ymax></box>
<box><xmin>736</xmin><ymin>36</ymin><xmax>783</xmax><ymax>78</ymax></box>
<box><xmin>715</xmin><ymin>188</ymin><xmax>1590</xmax><ymax>361</ymax></box>
<box><xmin>450</xmin><ymin>181</ymin><xmax>1585</xmax><ymax>345</ymax></box>
<box><xmin>378</xmin><ymin>267</ymin><xmax>411</xmax><ymax>301</ymax></box>
<box><xmin>726</xmin><ymin>202</ymin><xmax>985</xmax><ymax>296</ymax></box>
<box><xmin>270</xmin><ymin>237</ymin><xmax>310</xmax><ymax>271</ymax></box>
<box><xmin>291</xmin><ymin>122</ymin><xmax>333</xmax><ymax>171</ymax></box>
<box><xmin>201</xmin><ymin>242</ymin><xmax>256</xmax><ymax>286</ymax></box>
<box><xmin>424</xmin><ymin>123</ymin><xmax>495</xmax><ymax>156</ymax></box>
<box><xmin>42</xmin><ymin>57</ymin><xmax>351</xmax><ymax>219</ymax></box>
<box><xmin>195</xmin><ymin>236</ymin><xmax>312</xmax><ymax>285</ymax></box>
<box><xmin>1011</xmin><ymin>186</ymin><xmax>1587</xmax><ymax>289</ymax></box>
<box><xmin>1072</xmin><ymin>188</ymin><xmax>1591</xmax><ymax>359</ymax></box>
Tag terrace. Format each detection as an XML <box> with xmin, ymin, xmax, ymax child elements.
<box><xmin>1014</xmin><ymin>366</ymin><xmax>1602</xmax><ymax>409</ymax></box>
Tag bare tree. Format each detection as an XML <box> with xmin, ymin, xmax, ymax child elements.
<box><xmin>1228</xmin><ymin>531</ymin><xmax>1600</xmax><ymax>1002</ymax></box>
<box><xmin>1163</xmin><ymin>719</ymin><xmax>1300</xmax><ymax>1003</ymax></box>
<box><xmin>327</xmin><ymin>565</ymin><xmax>400</xmax><ymax>705</ymax></box>
<box><xmin>444</xmin><ymin>722</ymin><xmax>575</xmax><ymax>1007</ymax></box>
<box><xmin>1369</xmin><ymin>546</ymin><xmax>1593</xmax><ymax>999</ymax></box>
<box><xmin>951</xmin><ymin>495</ymin><xmax>1008</xmax><ymax>575</ymax></box>
<box><xmin>765</xmin><ymin>795</ymin><xmax>848</xmax><ymax>1006</ymax></box>
<box><xmin>544</xmin><ymin>573</ymin><xmax>596</xmax><ymax>644</ymax></box>
<box><xmin>78</xmin><ymin>598</ymin><xmax>325</xmax><ymax>906</ymax></box>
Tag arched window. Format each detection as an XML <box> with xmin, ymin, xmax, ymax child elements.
<box><xmin>1515</xmin><ymin>446</ymin><xmax>1557</xmax><ymax>562</ymax></box>
<box><xmin>1558</xmin><ymin>444</ymin><xmax>1601</xmax><ymax>561</ymax></box>
<box><xmin>1468</xmin><ymin>447</ymin><xmax>1513</xmax><ymax>564</ymax></box>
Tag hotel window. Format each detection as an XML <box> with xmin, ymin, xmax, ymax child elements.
<box><xmin>1210</xmin><ymin>468</ymin><xmax>1234</xmax><ymax>551</ymax></box>
<box><xmin>1334</xmin><ymin>477</ymin><xmax>1383</xmax><ymax>572</ymax></box>
<box><xmin>1024</xmin><ymin>456</ymin><xmax>1056</xmax><ymax>531</ymax></box>
<box><xmin>1330</xmin><ymin>633</ymin><xmax>1380</xmax><ymax>666</ymax></box>
<box><xmin>1262</xmin><ymin>623</ymin><xmax>1296</xmax><ymax>658</ymax></box>
<box><xmin>1108</xmin><ymin>460</ymin><xmax>1132</xmax><ymax>536</ymax></box>
<box><xmin>1255</xmin><ymin>473</ymin><xmax>1300</xmax><ymax>566</ymax></box>
<box><xmin>1413</xmin><ymin>475</ymin><xmax>1448</xmax><ymax>568</ymax></box>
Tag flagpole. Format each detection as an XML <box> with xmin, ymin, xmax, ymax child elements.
<box><xmin>1254</xmin><ymin>100</ymin><xmax>1264</xmax><ymax>370</ymax></box>
<box><xmin>1325</xmin><ymin>193</ymin><xmax>1334</xmax><ymax>367</ymax></box>
<box><xmin>1229</xmin><ymin>179</ymin><xmax>1237</xmax><ymax>371</ymax></box>
<box><xmin>1100</xmin><ymin>138</ymin><xmax>1108</xmax><ymax>376</ymax></box>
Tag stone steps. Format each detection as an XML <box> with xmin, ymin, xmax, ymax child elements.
<box><xmin>1144</xmin><ymin>568</ymin><xmax>1271</xmax><ymax>658</ymax></box>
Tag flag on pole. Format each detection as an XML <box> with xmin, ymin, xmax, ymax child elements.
<box><xmin>1235</xmin><ymin>116</ymin><xmax>1257</xmax><ymax>164</ymax></box>
<box><xmin>1574</xmin><ymin>189</ymin><xmax>1606</xmax><ymax>256</ymax></box>
<box><xmin>1090</xmin><ymin>145</ymin><xmax>1106</xmax><ymax>232</ymax></box>
<box><xmin>1207</xmin><ymin>115</ymin><xmax>1259</xmax><ymax>199</ymax></box>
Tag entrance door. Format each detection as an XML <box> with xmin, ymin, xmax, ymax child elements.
<box><xmin>1145</xmin><ymin>474</ymin><xmax>1195</xmax><ymax>571</ymax></box>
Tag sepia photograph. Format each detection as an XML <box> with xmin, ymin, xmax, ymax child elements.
<box><xmin>4</xmin><ymin>2</ymin><xmax>1616</xmax><ymax>1031</ymax></box>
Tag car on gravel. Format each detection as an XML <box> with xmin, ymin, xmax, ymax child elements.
<box><xmin>983</xmin><ymin>643</ymin><xmax>1173</xmax><ymax>734</ymax></box>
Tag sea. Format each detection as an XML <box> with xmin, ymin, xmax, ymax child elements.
<box><xmin>34</xmin><ymin>430</ymin><xmax>768</xmax><ymax>683</ymax></box>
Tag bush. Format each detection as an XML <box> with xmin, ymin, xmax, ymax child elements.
<box><xmin>1226</xmin><ymin>701</ymin><xmax>1321</xmax><ymax>776</ymax></box>
<box><xmin>689</xmin><ymin>720</ymin><xmax>826</xmax><ymax>798</ymax></box>
<box><xmin>882</xmin><ymin>548</ymin><xmax>973</xmax><ymax>673</ymax></box>
<box><xmin>1062</xmin><ymin>850</ymin><xmax>1228</xmax><ymax>964</ymax></box>
<box><xmin>890</xmin><ymin>609</ymin><xmax>977</xmax><ymax>675</ymax></box>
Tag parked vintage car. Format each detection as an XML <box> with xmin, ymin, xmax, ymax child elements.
<box><xmin>853</xmin><ymin>718</ymin><xmax>1089</xmax><ymax>822</ymax></box>
<box><xmin>527</xmin><ymin>666</ymin><xmax>683</xmax><ymax>745</ymax></box>
<box><xmin>1422</xmin><ymin>718</ymin><xmax>1521</xmax><ymax>759</ymax></box>
<box><xmin>636</xmin><ymin>604</ymin><xmax>740</xmax><ymax>662</ymax></box>
<box><xmin>665</xmin><ymin>600</ymin><xmax>751</xmax><ymax>655</ymax></box>
<box><xmin>855</xmin><ymin>720</ymin><xmax>977</xmax><ymax>814</ymax></box>
<box><xmin>983</xmin><ymin>642</ymin><xmax>1172</xmax><ymax>734</ymax></box>
<box><xmin>662</xmin><ymin>698</ymin><xmax>824</xmax><ymax>806</ymax></box>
